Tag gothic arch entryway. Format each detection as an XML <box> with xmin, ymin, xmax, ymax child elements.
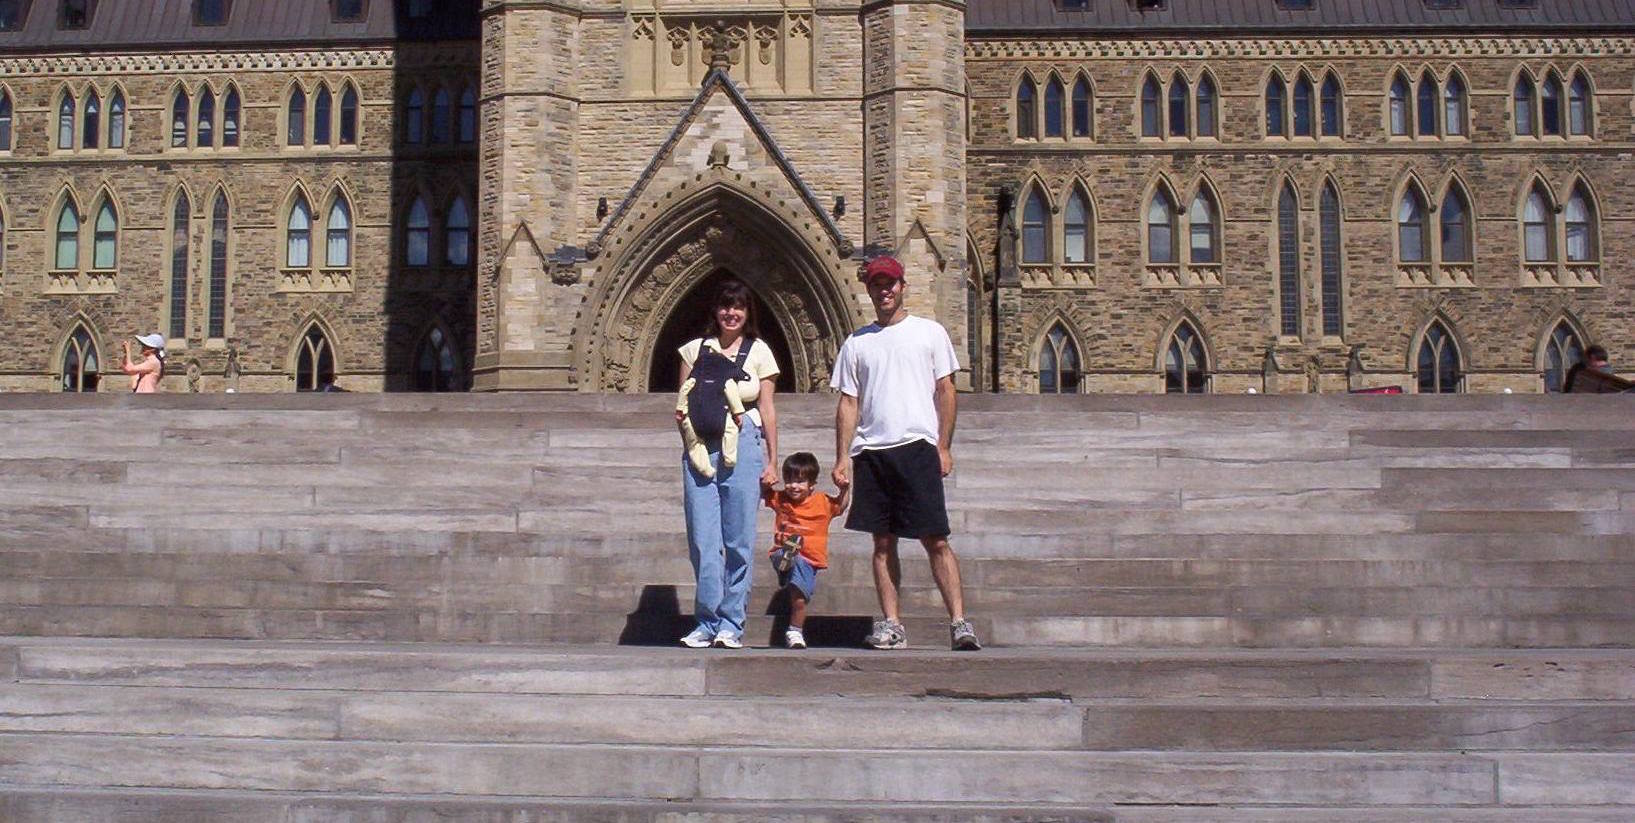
<box><xmin>577</xmin><ymin>171</ymin><xmax>859</xmax><ymax>393</ymax></box>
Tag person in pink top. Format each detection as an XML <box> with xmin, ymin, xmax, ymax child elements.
<box><xmin>122</xmin><ymin>333</ymin><xmax>165</xmax><ymax>393</ymax></box>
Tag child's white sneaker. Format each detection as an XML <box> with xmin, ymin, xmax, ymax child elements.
<box><xmin>785</xmin><ymin>627</ymin><xmax>807</xmax><ymax>649</ymax></box>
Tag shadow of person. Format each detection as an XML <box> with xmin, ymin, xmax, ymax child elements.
<box><xmin>618</xmin><ymin>585</ymin><xmax>692</xmax><ymax>645</ymax></box>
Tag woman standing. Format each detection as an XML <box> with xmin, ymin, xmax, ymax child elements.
<box><xmin>122</xmin><ymin>333</ymin><xmax>166</xmax><ymax>393</ymax></box>
<box><xmin>676</xmin><ymin>280</ymin><xmax>779</xmax><ymax>648</ymax></box>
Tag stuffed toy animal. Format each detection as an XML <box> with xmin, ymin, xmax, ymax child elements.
<box><xmin>676</xmin><ymin>341</ymin><xmax>749</xmax><ymax>479</ymax></box>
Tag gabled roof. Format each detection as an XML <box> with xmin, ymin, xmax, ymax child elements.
<box><xmin>966</xmin><ymin>0</ymin><xmax>1635</xmax><ymax>34</ymax></box>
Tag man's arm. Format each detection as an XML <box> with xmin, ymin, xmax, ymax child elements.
<box><xmin>934</xmin><ymin>374</ymin><xmax>956</xmax><ymax>477</ymax></box>
<box><xmin>833</xmin><ymin>392</ymin><xmax>859</xmax><ymax>488</ymax></box>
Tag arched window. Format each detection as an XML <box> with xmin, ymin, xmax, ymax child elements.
<box><xmin>405</xmin><ymin>88</ymin><xmax>425</xmax><ymax>144</ymax></box>
<box><xmin>1038</xmin><ymin>323</ymin><xmax>1080</xmax><ymax>394</ymax></box>
<box><xmin>295</xmin><ymin>325</ymin><xmax>334</xmax><ymax>392</ymax></box>
<box><xmin>1063</xmin><ymin>188</ymin><xmax>1091</xmax><ymax>264</ymax></box>
<box><xmin>1021</xmin><ymin>187</ymin><xmax>1049</xmax><ymax>264</ymax></box>
<box><xmin>313</xmin><ymin>86</ymin><xmax>333</xmax><ymax>145</ymax></box>
<box><xmin>431</xmin><ymin>88</ymin><xmax>451</xmax><ymax>143</ymax></box>
<box><xmin>1543</xmin><ymin>322</ymin><xmax>1584</xmax><ymax>394</ymax></box>
<box><xmin>92</xmin><ymin>200</ymin><xmax>117</xmax><ymax>269</ymax></box>
<box><xmin>1565</xmin><ymin>184</ymin><xmax>1596</xmax><ymax>263</ymax></box>
<box><xmin>1070</xmin><ymin>76</ymin><xmax>1091</xmax><ymax>138</ymax></box>
<box><xmin>197</xmin><ymin>87</ymin><xmax>215</xmax><ymax>147</ymax></box>
<box><xmin>458</xmin><ymin>86</ymin><xmax>477</xmax><ymax>143</ymax></box>
<box><xmin>1416</xmin><ymin>71</ymin><xmax>1438</xmax><ymax>137</ymax></box>
<box><xmin>287</xmin><ymin>87</ymin><xmax>306</xmax><ymax>145</ymax></box>
<box><xmin>1277</xmin><ymin>184</ymin><xmax>1300</xmax><ymax>337</ymax></box>
<box><xmin>1195</xmin><ymin>75</ymin><xmax>1216</xmax><ymax>138</ymax></box>
<box><xmin>171</xmin><ymin>88</ymin><xmax>189</xmax><ymax>148</ymax></box>
<box><xmin>208</xmin><ymin>191</ymin><xmax>229</xmax><ymax>339</ymax></box>
<box><xmin>287</xmin><ymin>195</ymin><xmax>311</xmax><ymax>268</ymax></box>
<box><xmin>1188</xmin><ymin>189</ymin><xmax>1217</xmax><ymax>265</ymax></box>
<box><xmin>1147</xmin><ymin>187</ymin><xmax>1177</xmax><ymax>264</ymax></box>
<box><xmin>1514</xmin><ymin>75</ymin><xmax>1536</xmax><ymax>136</ymax></box>
<box><xmin>61</xmin><ymin>326</ymin><xmax>100</xmax><ymax>392</ymax></box>
<box><xmin>1164</xmin><ymin>322</ymin><xmax>1207</xmax><ymax>394</ymax></box>
<box><xmin>325</xmin><ymin>195</ymin><xmax>352</xmax><ymax>267</ymax></box>
<box><xmin>0</xmin><ymin>91</ymin><xmax>12</xmax><ymax>150</ymax></box>
<box><xmin>169</xmin><ymin>193</ymin><xmax>190</xmax><ymax>340</ymax></box>
<box><xmin>1140</xmin><ymin>74</ymin><xmax>1161</xmax><ymax>137</ymax></box>
<box><xmin>1439</xmin><ymin>184</ymin><xmax>1472</xmax><ymax>263</ymax></box>
<box><xmin>222</xmin><ymin>87</ymin><xmax>239</xmax><ymax>147</ymax></box>
<box><xmin>1167</xmin><ymin>73</ymin><xmax>1189</xmax><ymax>137</ymax></box>
<box><xmin>415</xmin><ymin>327</ymin><xmax>460</xmax><ymax>392</ymax></box>
<box><xmin>81</xmin><ymin>89</ymin><xmax>99</xmax><ymax>149</ymax></box>
<box><xmin>1540</xmin><ymin>73</ymin><xmax>1563</xmax><ymax>136</ymax></box>
<box><xmin>108</xmin><ymin>90</ymin><xmax>125</xmax><ymax>148</ymax></box>
<box><xmin>1319</xmin><ymin>182</ymin><xmax>1343</xmax><ymax>337</ymax></box>
<box><xmin>1568</xmin><ymin>72</ymin><xmax>1591</xmax><ymax>136</ymax></box>
<box><xmin>406</xmin><ymin>197</ymin><xmax>430</xmax><ymax>266</ymax></box>
<box><xmin>1416</xmin><ymin>321</ymin><xmax>1460</xmax><ymax>394</ymax></box>
<box><xmin>1292</xmin><ymin>73</ymin><xmax>1314</xmax><ymax>137</ymax></box>
<box><xmin>1319</xmin><ymin>74</ymin><xmax>1342</xmax><ymax>137</ymax></box>
<box><xmin>1443</xmin><ymin>73</ymin><xmax>1466</xmax><ymax>136</ymax></box>
<box><xmin>445</xmin><ymin>197</ymin><xmax>471</xmax><ymax>266</ymax></box>
<box><xmin>1398</xmin><ymin>186</ymin><xmax>1428</xmax><ymax>263</ymax></box>
<box><xmin>57</xmin><ymin>92</ymin><xmax>74</xmax><ymax>149</ymax></box>
<box><xmin>1389</xmin><ymin>74</ymin><xmax>1410</xmax><ymax>136</ymax></box>
<box><xmin>54</xmin><ymin>201</ymin><xmax>80</xmax><ymax>269</ymax></box>
<box><xmin>1523</xmin><ymin>185</ymin><xmax>1554</xmax><ymax>263</ymax></box>
<box><xmin>1043</xmin><ymin>76</ymin><xmax>1065</xmax><ymax>138</ymax></box>
<box><xmin>1265</xmin><ymin>74</ymin><xmax>1286</xmax><ymax>137</ymax></box>
<box><xmin>339</xmin><ymin>84</ymin><xmax>358</xmax><ymax>145</ymax></box>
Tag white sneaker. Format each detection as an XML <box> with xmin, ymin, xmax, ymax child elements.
<box><xmin>712</xmin><ymin>631</ymin><xmax>743</xmax><ymax>649</ymax></box>
<box><xmin>785</xmin><ymin>628</ymin><xmax>807</xmax><ymax>649</ymax></box>
<box><xmin>679</xmin><ymin>627</ymin><xmax>713</xmax><ymax>648</ymax></box>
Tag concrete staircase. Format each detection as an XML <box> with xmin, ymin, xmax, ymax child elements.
<box><xmin>1</xmin><ymin>393</ymin><xmax>1632</xmax><ymax>821</ymax></box>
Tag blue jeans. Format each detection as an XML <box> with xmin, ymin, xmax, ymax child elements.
<box><xmin>681</xmin><ymin>418</ymin><xmax>764</xmax><ymax>638</ymax></box>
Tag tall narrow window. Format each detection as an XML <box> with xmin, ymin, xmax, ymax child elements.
<box><xmin>54</xmin><ymin>201</ymin><xmax>79</xmax><ymax>269</ymax></box>
<box><xmin>1165</xmin><ymin>322</ymin><xmax>1207</xmax><ymax>394</ymax></box>
<box><xmin>1039</xmin><ymin>323</ymin><xmax>1081</xmax><ymax>394</ymax></box>
<box><xmin>0</xmin><ymin>91</ymin><xmax>12</xmax><ymax>150</ymax></box>
<box><xmin>208</xmin><ymin>192</ymin><xmax>229</xmax><ymax>339</ymax></box>
<box><xmin>1265</xmin><ymin>74</ymin><xmax>1287</xmax><ymax>137</ymax></box>
<box><xmin>339</xmin><ymin>84</ymin><xmax>358</xmax><ymax>145</ymax></box>
<box><xmin>1523</xmin><ymin>186</ymin><xmax>1553</xmax><ymax>263</ymax></box>
<box><xmin>287</xmin><ymin>87</ymin><xmax>306</xmax><ymax>145</ymax></box>
<box><xmin>1389</xmin><ymin>74</ymin><xmax>1410</xmax><ymax>136</ymax></box>
<box><xmin>92</xmin><ymin>200</ymin><xmax>116</xmax><ymax>269</ymax></box>
<box><xmin>1416</xmin><ymin>322</ymin><xmax>1460</xmax><ymax>394</ymax></box>
<box><xmin>1140</xmin><ymin>75</ymin><xmax>1161</xmax><ymax>137</ymax></box>
<box><xmin>1398</xmin><ymin>187</ymin><xmax>1427</xmax><ymax>263</ymax></box>
<box><xmin>431</xmin><ymin>88</ymin><xmax>451</xmax><ymax>143</ymax></box>
<box><xmin>313</xmin><ymin>86</ymin><xmax>332</xmax><ymax>145</ymax></box>
<box><xmin>169</xmin><ymin>193</ymin><xmax>190</xmax><ymax>340</ymax></box>
<box><xmin>295</xmin><ymin>326</ymin><xmax>334</xmax><ymax>392</ymax></box>
<box><xmin>406</xmin><ymin>197</ymin><xmax>430</xmax><ymax>266</ymax></box>
<box><xmin>1292</xmin><ymin>74</ymin><xmax>1314</xmax><ymax>137</ymax></box>
<box><xmin>416</xmin><ymin>327</ymin><xmax>460</xmax><ymax>392</ymax></box>
<box><xmin>1043</xmin><ymin>77</ymin><xmax>1065</xmax><ymax>138</ymax></box>
<box><xmin>1514</xmin><ymin>75</ymin><xmax>1535</xmax><ymax>136</ymax></box>
<box><xmin>458</xmin><ymin>86</ymin><xmax>476</xmax><ymax>143</ymax></box>
<box><xmin>1543</xmin><ymin>323</ymin><xmax>1584</xmax><ymax>393</ymax></box>
<box><xmin>1440</xmin><ymin>185</ymin><xmax>1471</xmax><ymax>263</ymax></box>
<box><xmin>287</xmin><ymin>195</ymin><xmax>311</xmax><ymax>268</ymax></box>
<box><xmin>1319</xmin><ymin>182</ymin><xmax>1343</xmax><ymax>337</ymax></box>
<box><xmin>1147</xmin><ymin>188</ymin><xmax>1176</xmax><ymax>264</ymax></box>
<box><xmin>1071</xmin><ymin>76</ymin><xmax>1091</xmax><ymax>138</ymax></box>
<box><xmin>1017</xmin><ymin>75</ymin><xmax>1039</xmax><ymax>139</ymax></box>
<box><xmin>1565</xmin><ymin>185</ymin><xmax>1595</xmax><ymax>263</ymax></box>
<box><xmin>405</xmin><ymin>88</ymin><xmax>424</xmax><ymax>144</ymax></box>
<box><xmin>445</xmin><ymin>197</ymin><xmax>471</xmax><ymax>266</ymax></box>
<box><xmin>1167</xmin><ymin>74</ymin><xmax>1189</xmax><ymax>137</ymax></box>
<box><xmin>58</xmin><ymin>93</ymin><xmax>74</xmax><ymax>149</ymax></box>
<box><xmin>1319</xmin><ymin>74</ymin><xmax>1342</xmax><ymax>136</ymax></box>
<box><xmin>194</xmin><ymin>0</ymin><xmax>228</xmax><ymax>25</ymax></box>
<box><xmin>1188</xmin><ymin>190</ymin><xmax>1217</xmax><ymax>265</ymax></box>
<box><xmin>108</xmin><ymin>90</ymin><xmax>124</xmax><ymax>148</ymax></box>
<box><xmin>1568</xmin><ymin>73</ymin><xmax>1591</xmax><ymax>136</ymax></box>
<box><xmin>331</xmin><ymin>0</ymin><xmax>364</xmax><ymax>22</ymax></box>
<box><xmin>81</xmin><ymin>90</ymin><xmax>99</xmax><ymax>149</ymax></box>
<box><xmin>1443</xmin><ymin>73</ymin><xmax>1466</xmax><ymax>136</ymax></box>
<box><xmin>0</xmin><ymin>0</ymin><xmax>27</xmax><ymax>31</ymax></box>
<box><xmin>171</xmin><ymin>88</ymin><xmax>189</xmax><ymax>147</ymax></box>
<box><xmin>1063</xmin><ymin>189</ymin><xmax>1090</xmax><ymax>264</ymax></box>
<box><xmin>1416</xmin><ymin>72</ymin><xmax>1438</xmax><ymax>137</ymax></box>
<box><xmin>59</xmin><ymin>0</ymin><xmax>90</xmax><ymax>29</ymax></box>
<box><xmin>61</xmin><ymin>327</ymin><xmax>100</xmax><ymax>392</ymax></box>
<box><xmin>325</xmin><ymin>196</ymin><xmax>351</xmax><ymax>267</ymax></box>
<box><xmin>222</xmin><ymin>87</ymin><xmax>239</xmax><ymax>146</ymax></box>
<box><xmin>1021</xmin><ymin>187</ymin><xmax>1048</xmax><ymax>264</ymax></box>
<box><xmin>1277</xmin><ymin>184</ymin><xmax>1300</xmax><ymax>337</ymax></box>
<box><xmin>1540</xmin><ymin>74</ymin><xmax>1562</xmax><ymax>136</ymax></box>
<box><xmin>1195</xmin><ymin>75</ymin><xmax>1217</xmax><ymax>137</ymax></box>
<box><xmin>196</xmin><ymin>87</ymin><xmax>215</xmax><ymax>147</ymax></box>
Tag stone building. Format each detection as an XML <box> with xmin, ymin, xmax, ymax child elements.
<box><xmin>0</xmin><ymin>0</ymin><xmax>1628</xmax><ymax>394</ymax></box>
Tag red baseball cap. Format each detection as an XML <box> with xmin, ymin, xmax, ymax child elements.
<box><xmin>861</xmin><ymin>255</ymin><xmax>905</xmax><ymax>284</ymax></box>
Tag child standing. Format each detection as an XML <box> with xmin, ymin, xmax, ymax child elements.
<box><xmin>762</xmin><ymin>452</ymin><xmax>849</xmax><ymax>649</ymax></box>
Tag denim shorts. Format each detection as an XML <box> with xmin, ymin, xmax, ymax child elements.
<box><xmin>777</xmin><ymin>554</ymin><xmax>819</xmax><ymax>600</ymax></box>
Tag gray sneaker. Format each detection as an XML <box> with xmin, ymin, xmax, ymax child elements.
<box><xmin>865</xmin><ymin>618</ymin><xmax>907</xmax><ymax>650</ymax></box>
<box><xmin>950</xmin><ymin>619</ymin><xmax>982</xmax><ymax>651</ymax></box>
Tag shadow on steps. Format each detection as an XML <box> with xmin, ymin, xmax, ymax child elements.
<box><xmin>617</xmin><ymin>584</ymin><xmax>873</xmax><ymax>648</ymax></box>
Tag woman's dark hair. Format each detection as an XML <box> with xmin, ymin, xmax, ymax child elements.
<box><xmin>702</xmin><ymin>278</ymin><xmax>760</xmax><ymax>340</ymax></box>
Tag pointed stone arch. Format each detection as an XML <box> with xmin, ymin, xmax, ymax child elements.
<box><xmin>53</xmin><ymin>311</ymin><xmax>108</xmax><ymax>392</ymax></box>
<box><xmin>1157</xmin><ymin>311</ymin><xmax>1212</xmax><ymax>394</ymax></box>
<box><xmin>1537</xmin><ymin>309</ymin><xmax>1590</xmax><ymax>393</ymax></box>
<box><xmin>288</xmin><ymin>313</ymin><xmax>341</xmax><ymax>392</ymax></box>
<box><xmin>1031</xmin><ymin>312</ymin><xmax>1084</xmax><ymax>395</ymax></box>
<box><xmin>1407</xmin><ymin>310</ymin><xmax>1467</xmax><ymax>394</ymax></box>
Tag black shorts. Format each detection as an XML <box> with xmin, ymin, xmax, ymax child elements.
<box><xmin>845</xmin><ymin>440</ymin><xmax>951</xmax><ymax>539</ymax></box>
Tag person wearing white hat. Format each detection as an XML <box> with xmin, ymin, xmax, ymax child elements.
<box><xmin>122</xmin><ymin>333</ymin><xmax>166</xmax><ymax>393</ymax></box>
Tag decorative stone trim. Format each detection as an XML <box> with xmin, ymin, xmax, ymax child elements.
<box><xmin>1522</xmin><ymin>262</ymin><xmax>1601</xmax><ymax>288</ymax></box>
<box><xmin>967</xmin><ymin>37</ymin><xmax>1635</xmax><ymax>61</ymax></box>
<box><xmin>278</xmin><ymin>269</ymin><xmax>353</xmax><ymax>293</ymax></box>
<box><xmin>1019</xmin><ymin>263</ymin><xmax>1095</xmax><ymax>289</ymax></box>
<box><xmin>45</xmin><ymin>271</ymin><xmax>116</xmax><ymax>294</ymax></box>
<box><xmin>1143</xmin><ymin>262</ymin><xmax>1221</xmax><ymax>288</ymax></box>
<box><xmin>1396</xmin><ymin>263</ymin><xmax>1474</xmax><ymax>288</ymax></box>
<box><xmin>0</xmin><ymin>47</ymin><xmax>474</xmax><ymax>78</ymax></box>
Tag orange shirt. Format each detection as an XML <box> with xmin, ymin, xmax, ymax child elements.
<box><xmin>763</xmin><ymin>488</ymin><xmax>845</xmax><ymax>569</ymax></box>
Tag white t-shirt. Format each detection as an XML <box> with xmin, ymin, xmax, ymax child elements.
<box><xmin>830</xmin><ymin>315</ymin><xmax>959</xmax><ymax>454</ymax></box>
<box><xmin>679</xmin><ymin>337</ymin><xmax>781</xmax><ymax>427</ymax></box>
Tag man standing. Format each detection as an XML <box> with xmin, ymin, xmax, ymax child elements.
<box><xmin>831</xmin><ymin>255</ymin><xmax>981</xmax><ymax>651</ymax></box>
